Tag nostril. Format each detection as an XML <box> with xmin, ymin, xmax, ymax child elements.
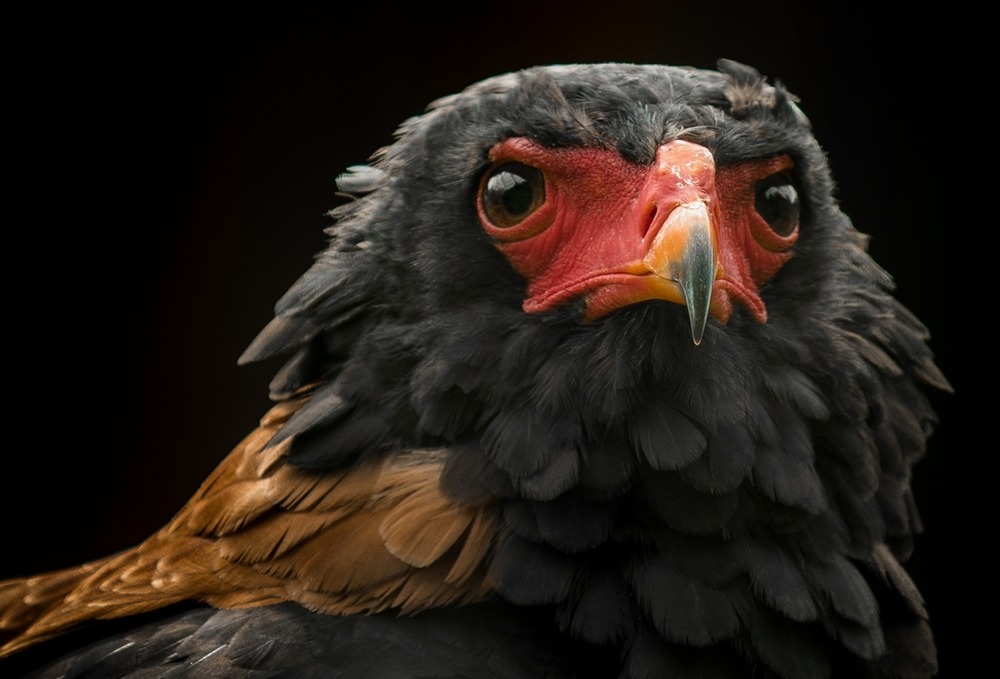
<box><xmin>639</xmin><ymin>201</ymin><xmax>659</xmax><ymax>239</ymax></box>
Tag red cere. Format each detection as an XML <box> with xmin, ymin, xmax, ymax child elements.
<box><xmin>477</xmin><ymin>138</ymin><xmax>798</xmax><ymax>326</ymax></box>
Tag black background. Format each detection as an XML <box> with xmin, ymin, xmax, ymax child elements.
<box><xmin>5</xmin><ymin>3</ymin><xmax>963</xmax><ymax>674</ymax></box>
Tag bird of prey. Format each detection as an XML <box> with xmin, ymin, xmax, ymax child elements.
<box><xmin>0</xmin><ymin>59</ymin><xmax>949</xmax><ymax>678</ymax></box>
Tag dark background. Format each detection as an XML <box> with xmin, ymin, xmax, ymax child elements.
<box><xmin>5</xmin><ymin>3</ymin><xmax>963</xmax><ymax>674</ymax></box>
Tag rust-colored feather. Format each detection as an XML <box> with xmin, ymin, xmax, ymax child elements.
<box><xmin>379</xmin><ymin>453</ymin><xmax>484</xmax><ymax>568</ymax></box>
<box><xmin>0</xmin><ymin>399</ymin><xmax>502</xmax><ymax>658</ymax></box>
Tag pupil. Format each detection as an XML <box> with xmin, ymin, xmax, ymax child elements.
<box><xmin>492</xmin><ymin>172</ymin><xmax>533</xmax><ymax>216</ymax></box>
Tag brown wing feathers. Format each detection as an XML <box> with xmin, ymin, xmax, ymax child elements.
<box><xmin>0</xmin><ymin>397</ymin><xmax>501</xmax><ymax>658</ymax></box>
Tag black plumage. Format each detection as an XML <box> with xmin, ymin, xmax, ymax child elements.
<box><xmin>0</xmin><ymin>59</ymin><xmax>949</xmax><ymax>678</ymax></box>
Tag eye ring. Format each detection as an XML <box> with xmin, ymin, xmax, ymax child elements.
<box><xmin>754</xmin><ymin>171</ymin><xmax>800</xmax><ymax>238</ymax></box>
<box><xmin>480</xmin><ymin>162</ymin><xmax>546</xmax><ymax>228</ymax></box>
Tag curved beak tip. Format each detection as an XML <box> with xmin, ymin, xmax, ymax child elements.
<box><xmin>665</xmin><ymin>203</ymin><xmax>715</xmax><ymax>345</ymax></box>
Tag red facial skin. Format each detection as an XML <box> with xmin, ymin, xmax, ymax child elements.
<box><xmin>477</xmin><ymin>138</ymin><xmax>798</xmax><ymax>338</ymax></box>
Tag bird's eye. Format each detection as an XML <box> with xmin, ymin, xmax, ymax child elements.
<box><xmin>754</xmin><ymin>172</ymin><xmax>799</xmax><ymax>237</ymax></box>
<box><xmin>481</xmin><ymin>162</ymin><xmax>546</xmax><ymax>228</ymax></box>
